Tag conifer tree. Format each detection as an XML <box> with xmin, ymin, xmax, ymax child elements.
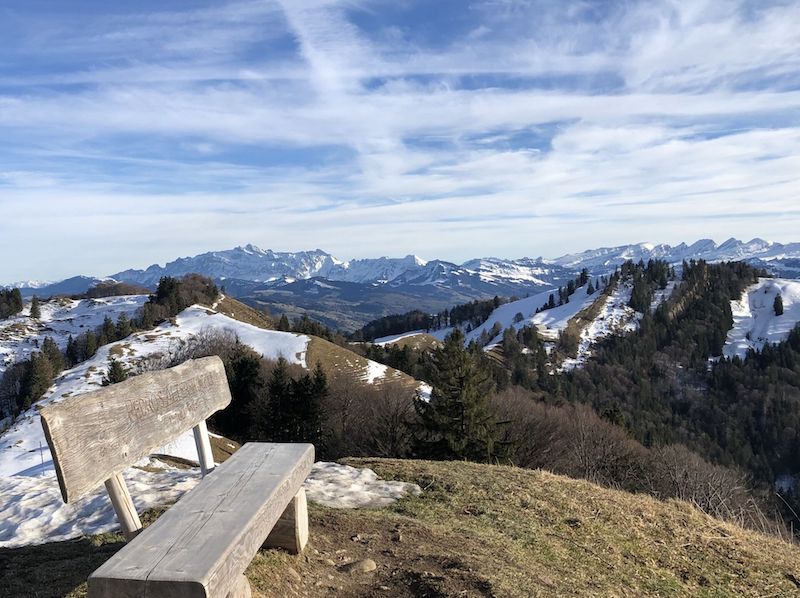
<box><xmin>22</xmin><ymin>352</ymin><xmax>54</xmax><ymax>408</ymax></box>
<box><xmin>41</xmin><ymin>336</ymin><xmax>64</xmax><ymax>372</ymax></box>
<box><xmin>102</xmin><ymin>316</ymin><xmax>116</xmax><ymax>342</ymax></box>
<box><xmin>65</xmin><ymin>335</ymin><xmax>79</xmax><ymax>366</ymax></box>
<box><xmin>103</xmin><ymin>358</ymin><xmax>128</xmax><ymax>386</ymax></box>
<box><xmin>29</xmin><ymin>296</ymin><xmax>41</xmax><ymax>319</ymax></box>
<box><xmin>774</xmin><ymin>293</ymin><xmax>784</xmax><ymax>316</ymax></box>
<box><xmin>414</xmin><ymin>329</ymin><xmax>498</xmax><ymax>462</ymax></box>
<box><xmin>85</xmin><ymin>331</ymin><xmax>98</xmax><ymax>358</ymax></box>
<box><xmin>116</xmin><ymin>313</ymin><xmax>132</xmax><ymax>338</ymax></box>
<box><xmin>266</xmin><ymin>357</ymin><xmax>293</xmax><ymax>440</ymax></box>
<box><xmin>277</xmin><ymin>314</ymin><xmax>291</xmax><ymax>331</ymax></box>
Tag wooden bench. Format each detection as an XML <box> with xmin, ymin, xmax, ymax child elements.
<box><xmin>39</xmin><ymin>356</ymin><xmax>314</xmax><ymax>598</ymax></box>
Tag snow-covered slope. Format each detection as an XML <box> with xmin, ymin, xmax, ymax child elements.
<box><xmin>460</xmin><ymin>257</ymin><xmax>560</xmax><ymax>286</ymax></box>
<box><xmin>0</xmin><ymin>304</ymin><xmax>310</xmax><ymax>480</ymax></box>
<box><xmin>560</xmin><ymin>281</ymin><xmax>640</xmax><ymax>371</ymax></box>
<box><xmin>463</xmin><ymin>285</ymin><xmax>600</xmax><ymax>346</ymax></box>
<box><xmin>13</xmin><ymin>238</ymin><xmax>800</xmax><ymax>302</ymax></box>
<box><xmin>112</xmin><ymin>245</ymin><xmax>341</xmax><ymax>287</ymax></box>
<box><xmin>549</xmin><ymin>238</ymin><xmax>800</xmax><ymax>272</ymax></box>
<box><xmin>0</xmin><ymin>298</ymin><xmax>424</xmax><ymax>547</ymax></box>
<box><xmin>0</xmin><ymin>295</ymin><xmax>148</xmax><ymax>376</ymax></box>
<box><xmin>723</xmin><ymin>278</ymin><xmax>800</xmax><ymax>359</ymax></box>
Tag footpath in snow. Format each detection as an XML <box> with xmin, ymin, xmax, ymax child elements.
<box><xmin>723</xmin><ymin>278</ymin><xmax>800</xmax><ymax>359</ymax></box>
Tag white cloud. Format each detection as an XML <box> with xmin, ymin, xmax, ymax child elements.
<box><xmin>0</xmin><ymin>0</ymin><xmax>798</xmax><ymax>281</ymax></box>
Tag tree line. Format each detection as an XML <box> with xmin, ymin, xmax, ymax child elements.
<box><xmin>0</xmin><ymin>288</ymin><xmax>24</xmax><ymax>319</ymax></box>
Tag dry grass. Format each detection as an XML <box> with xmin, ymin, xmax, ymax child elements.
<box><xmin>214</xmin><ymin>297</ymin><xmax>274</xmax><ymax>330</ymax></box>
<box><xmin>5</xmin><ymin>459</ymin><xmax>799</xmax><ymax>597</ymax></box>
<box><xmin>379</xmin><ymin>333</ymin><xmax>442</xmax><ymax>352</ymax></box>
<box><xmin>306</xmin><ymin>336</ymin><xmax>417</xmax><ymax>391</ymax></box>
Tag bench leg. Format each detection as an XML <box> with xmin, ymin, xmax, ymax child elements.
<box><xmin>192</xmin><ymin>420</ymin><xmax>216</xmax><ymax>477</ymax></box>
<box><xmin>225</xmin><ymin>574</ymin><xmax>252</xmax><ymax>598</ymax></box>
<box><xmin>104</xmin><ymin>473</ymin><xmax>142</xmax><ymax>542</ymax></box>
<box><xmin>263</xmin><ymin>487</ymin><xmax>309</xmax><ymax>554</ymax></box>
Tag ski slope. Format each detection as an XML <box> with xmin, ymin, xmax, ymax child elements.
<box><xmin>723</xmin><ymin>278</ymin><xmax>800</xmax><ymax>359</ymax></box>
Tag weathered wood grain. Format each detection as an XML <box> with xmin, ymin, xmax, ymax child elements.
<box><xmin>263</xmin><ymin>488</ymin><xmax>308</xmax><ymax>554</ymax></box>
<box><xmin>39</xmin><ymin>356</ymin><xmax>232</xmax><ymax>503</ymax></box>
<box><xmin>225</xmin><ymin>574</ymin><xmax>252</xmax><ymax>598</ymax></box>
<box><xmin>88</xmin><ymin>442</ymin><xmax>314</xmax><ymax>598</ymax></box>
<box><xmin>104</xmin><ymin>473</ymin><xmax>142</xmax><ymax>542</ymax></box>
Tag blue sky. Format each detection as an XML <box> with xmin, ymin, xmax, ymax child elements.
<box><xmin>1</xmin><ymin>0</ymin><xmax>799</xmax><ymax>282</ymax></box>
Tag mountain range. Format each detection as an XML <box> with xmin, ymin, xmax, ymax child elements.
<box><xmin>6</xmin><ymin>238</ymin><xmax>799</xmax><ymax>329</ymax></box>
<box><xmin>107</xmin><ymin>238</ymin><xmax>800</xmax><ymax>289</ymax></box>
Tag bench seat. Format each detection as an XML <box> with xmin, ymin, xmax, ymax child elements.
<box><xmin>88</xmin><ymin>442</ymin><xmax>314</xmax><ymax>598</ymax></box>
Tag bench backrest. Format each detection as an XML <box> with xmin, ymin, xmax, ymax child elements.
<box><xmin>40</xmin><ymin>356</ymin><xmax>232</xmax><ymax>503</ymax></box>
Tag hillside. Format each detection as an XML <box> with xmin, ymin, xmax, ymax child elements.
<box><xmin>0</xmin><ymin>294</ymin><xmax>430</xmax><ymax>549</ymax></box>
<box><xmin>0</xmin><ymin>295</ymin><xmax>147</xmax><ymax>376</ymax></box>
<box><xmin>723</xmin><ymin>277</ymin><xmax>800</xmax><ymax>359</ymax></box>
<box><xmin>5</xmin><ymin>459</ymin><xmax>800</xmax><ymax>597</ymax></box>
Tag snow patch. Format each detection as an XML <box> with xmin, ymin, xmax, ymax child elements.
<box><xmin>723</xmin><ymin>278</ymin><xmax>800</xmax><ymax>359</ymax></box>
<box><xmin>304</xmin><ymin>462</ymin><xmax>422</xmax><ymax>509</ymax></box>
<box><xmin>0</xmin><ymin>461</ymin><xmax>422</xmax><ymax>548</ymax></box>
<box><xmin>560</xmin><ymin>281</ymin><xmax>640</xmax><ymax>371</ymax></box>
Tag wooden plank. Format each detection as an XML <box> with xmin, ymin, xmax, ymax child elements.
<box><xmin>193</xmin><ymin>420</ymin><xmax>215</xmax><ymax>477</ymax></box>
<box><xmin>88</xmin><ymin>442</ymin><xmax>314</xmax><ymax>598</ymax></box>
<box><xmin>263</xmin><ymin>488</ymin><xmax>308</xmax><ymax>554</ymax></box>
<box><xmin>104</xmin><ymin>473</ymin><xmax>142</xmax><ymax>542</ymax></box>
<box><xmin>40</xmin><ymin>356</ymin><xmax>232</xmax><ymax>503</ymax></box>
<box><xmin>226</xmin><ymin>575</ymin><xmax>252</xmax><ymax>598</ymax></box>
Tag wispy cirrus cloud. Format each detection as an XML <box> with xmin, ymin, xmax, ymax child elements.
<box><xmin>0</xmin><ymin>0</ymin><xmax>798</xmax><ymax>281</ymax></box>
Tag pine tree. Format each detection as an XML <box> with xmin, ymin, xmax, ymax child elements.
<box><xmin>41</xmin><ymin>336</ymin><xmax>64</xmax><ymax>372</ymax></box>
<box><xmin>65</xmin><ymin>335</ymin><xmax>79</xmax><ymax>366</ymax></box>
<box><xmin>22</xmin><ymin>352</ymin><xmax>54</xmax><ymax>408</ymax></box>
<box><xmin>301</xmin><ymin>362</ymin><xmax>327</xmax><ymax>443</ymax></box>
<box><xmin>277</xmin><ymin>314</ymin><xmax>291</xmax><ymax>331</ymax></box>
<box><xmin>116</xmin><ymin>313</ymin><xmax>132</xmax><ymax>338</ymax></box>
<box><xmin>11</xmin><ymin>288</ymin><xmax>23</xmax><ymax>313</ymax></box>
<box><xmin>30</xmin><ymin>296</ymin><xmax>41</xmax><ymax>319</ymax></box>
<box><xmin>103</xmin><ymin>359</ymin><xmax>129</xmax><ymax>386</ymax></box>
<box><xmin>265</xmin><ymin>357</ymin><xmax>293</xmax><ymax>441</ymax></box>
<box><xmin>587</xmin><ymin>280</ymin><xmax>595</xmax><ymax>295</ymax></box>
<box><xmin>102</xmin><ymin>316</ymin><xmax>116</xmax><ymax>342</ymax></box>
<box><xmin>414</xmin><ymin>329</ymin><xmax>498</xmax><ymax>462</ymax></box>
<box><xmin>774</xmin><ymin>293</ymin><xmax>784</xmax><ymax>316</ymax></box>
<box><xmin>85</xmin><ymin>331</ymin><xmax>98</xmax><ymax>358</ymax></box>
<box><xmin>222</xmin><ymin>345</ymin><xmax>265</xmax><ymax>440</ymax></box>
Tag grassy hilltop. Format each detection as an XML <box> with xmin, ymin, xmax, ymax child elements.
<box><xmin>4</xmin><ymin>458</ymin><xmax>799</xmax><ymax>597</ymax></box>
